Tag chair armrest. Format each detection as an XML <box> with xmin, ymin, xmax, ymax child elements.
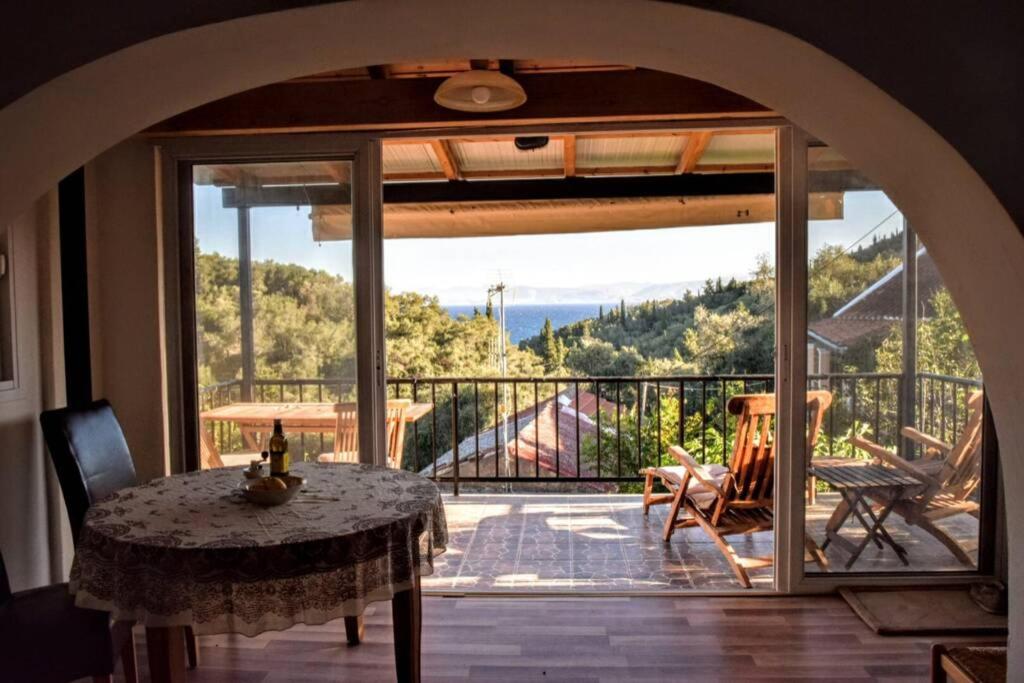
<box><xmin>667</xmin><ymin>445</ymin><xmax>726</xmax><ymax>497</ymax></box>
<box><xmin>900</xmin><ymin>427</ymin><xmax>952</xmax><ymax>454</ymax></box>
<box><xmin>848</xmin><ymin>436</ymin><xmax>942</xmax><ymax>488</ymax></box>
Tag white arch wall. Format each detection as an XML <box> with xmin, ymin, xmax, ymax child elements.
<box><xmin>0</xmin><ymin>0</ymin><xmax>1020</xmax><ymax>663</ymax></box>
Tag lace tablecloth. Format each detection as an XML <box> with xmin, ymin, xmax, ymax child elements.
<box><xmin>70</xmin><ymin>462</ymin><xmax>447</xmax><ymax>636</ymax></box>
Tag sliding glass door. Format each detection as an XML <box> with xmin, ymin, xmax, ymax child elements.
<box><xmin>166</xmin><ymin>128</ymin><xmax>998</xmax><ymax>591</ymax></box>
<box><xmin>799</xmin><ymin>143</ymin><xmax>995</xmax><ymax>579</ymax></box>
<box><xmin>169</xmin><ymin>137</ymin><xmax>385</xmax><ymax>472</ymax></box>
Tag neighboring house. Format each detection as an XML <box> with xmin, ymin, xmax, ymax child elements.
<box><xmin>808</xmin><ymin>247</ymin><xmax>941</xmax><ymax>372</ymax></box>
<box><xmin>423</xmin><ymin>389</ymin><xmax>617</xmax><ymax>491</ymax></box>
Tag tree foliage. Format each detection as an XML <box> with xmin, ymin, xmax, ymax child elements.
<box><xmin>808</xmin><ymin>244</ymin><xmax>900</xmax><ymax>320</ymax></box>
<box><xmin>875</xmin><ymin>288</ymin><xmax>981</xmax><ymax>379</ymax></box>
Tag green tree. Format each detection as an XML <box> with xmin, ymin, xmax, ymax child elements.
<box><xmin>875</xmin><ymin>288</ymin><xmax>980</xmax><ymax>379</ymax></box>
<box><xmin>808</xmin><ymin>245</ymin><xmax>900</xmax><ymax>320</ymax></box>
<box><xmin>540</xmin><ymin>317</ymin><xmax>562</xmax><ymax>374</ymax></box>
<box><xmin>683</xmin><ymin>303</ymin><xmax>771</xmax><ymax>374</ymax></box>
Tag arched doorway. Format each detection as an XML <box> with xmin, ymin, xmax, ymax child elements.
<box><xmin>1</xmin><ymin>0</ymin><xmax>1020</xmax><ymax>663</ymax></box>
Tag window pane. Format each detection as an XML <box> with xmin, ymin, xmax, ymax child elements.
<box><xmin>804</xmin><ymin>146</ymin><xmax>984</xmax><ymax>573</ymax></box>
<box><xmin>192</xmin><ymin>160</ymin><xmax>357</xmax><ymax>468</ymax></box>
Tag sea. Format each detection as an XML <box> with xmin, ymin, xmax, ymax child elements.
<box><xmin>445</xmin><ymin>303</ymin><xmax>610</xmax><ymax>344</ymax></box>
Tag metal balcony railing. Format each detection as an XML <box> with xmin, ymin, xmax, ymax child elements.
<box><xmin>198</xmin><ymin>372</ymin><xmax>982</xmax><ymax>485</ymax></box>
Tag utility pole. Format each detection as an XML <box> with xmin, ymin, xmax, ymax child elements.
<box><xmin>488</xmin><ymin>282</ymin><xmax>511</xmax><ymax>486</ymax></box>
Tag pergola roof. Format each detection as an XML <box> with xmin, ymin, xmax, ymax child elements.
<box><xmin>194</xmin><ymin>129</ymin><xmax>843</xmax><ymax>238</ymax></box>
<box><xmin>178</xmin><ymin>59</ymin><xmax>815</xmax><ymax>237</ymax></box>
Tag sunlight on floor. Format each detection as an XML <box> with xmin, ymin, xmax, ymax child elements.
<box><xmin>424</xmin><ymin>492</ymin><xmax>979</xmax><ymax>592</ymax></box>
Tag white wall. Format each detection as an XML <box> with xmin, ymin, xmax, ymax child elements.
<box><xmin>0</xmin><ymin>195</ymin><xmax>72</xmax><ymax>589</ymax></box>
<box><xmin>0</xmin><ymin>141</ymin><xmax>171</xmax><ymax>589</ymax></box>
<box><xmin>86</xmin><ymin>140</ymin><xmax>170</xmax><ymax>484</ymax></box>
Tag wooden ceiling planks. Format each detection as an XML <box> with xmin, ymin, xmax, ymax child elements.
<box><xmin>146</xmin><ymin>69</ymin><xmax>773</xmax><ymax>137</ymax></box>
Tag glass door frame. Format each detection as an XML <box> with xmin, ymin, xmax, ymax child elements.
<box><xmin>157</xmin><ymin>124</ymin><xmax>1002</xmax><ymax>593</ymax></box>
<box><xmin>158</xmin><ymin>133</ymin><xmax>387</xmax><ymax>473</ymax></box>
<box><xmin>777</xmin><ymin>128</ymin><xmax>1003</xmax><ymax>593</ymax></box>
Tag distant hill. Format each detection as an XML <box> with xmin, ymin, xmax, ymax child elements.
<box><xmin>413</xmin><ymin>280</ymin><xmax>717</xmax><ymax>306</ymax></box>
<box><xmin>851</xmin><ymin>229</ymin><xmax>902</xmax><ymax>263</ymax></box>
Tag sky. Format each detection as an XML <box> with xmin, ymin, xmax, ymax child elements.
<box><xmin>194</xmin><ymin>185</ymin><xmax>902</xmax><ymax>305</ymax></box>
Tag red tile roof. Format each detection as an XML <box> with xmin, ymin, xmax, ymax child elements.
<box><xmin>809</xmin><ymin>249</ymin><xmax>942</xmax><ymax>350</ymax></box>
<box><xmin>428</xmin><ymin>389</ymin><xmax>618</xmax><ymax>491</ymax></box>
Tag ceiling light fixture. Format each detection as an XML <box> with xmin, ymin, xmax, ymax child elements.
<box><xmin>434</xmin><ymin>70</ymin><xmax>527</xmax><ymax>113</ymax></box>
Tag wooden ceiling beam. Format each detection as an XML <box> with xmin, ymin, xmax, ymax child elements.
<box><xmin>692</xmin><ymin>162</ymin><xmax>774</xmax><ymax>174</ymax></box>
<box><xmin>562</xmin><ymin>135</ymin><xmax>576</xmax><ymax>177</ymax></box>
<box><xmin>676</xmin><ymin>131</ymin><xmax>713</xmax><ymax>174</ymax></box>
<box><xmin>457</xmin><ymin>168</ymin><xmax>564</xmax><ymax>180</ymax></box>
<box><xmin>429</xmin><ymin>140</ymin><xmax>461</xmax><ymax>180</ymax></box>
<box><xmin>221</xmin><ymin>171</ymin><xmax>775</xmax><ymax>207</ymax></box>
<box><xmin>575</xmin><ymin>165</ymin><xmax>677</xmax><ymax>176</ymax></box>
<box><xmin>147</xmin><ymin>69</ymin><xmax>772</xmax><ymax>136</ymax></box>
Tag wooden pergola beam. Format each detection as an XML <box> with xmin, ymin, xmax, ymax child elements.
<box><xmin>221</xmin><ymin>171</ymin><xmax>775</xmax><ymax>208</ymax></box>
<box><xmin>429</xmin><ymin>140</ymin><xmax>461</xmax><ymax>180</ymax></box>
<box><xmin>562</xmin><ymin>135</ymin><xmax>577</xmax><ymax>177</ymax></box>
<box><xmin>380</xmin><ymin>163</ymin><xmax>774</xmax><ymax>182</ymax></box>
<box><xmin>217</xmin><ymin>168</ymin><xmax>867</xmax><ymax>208</ymax></box>
<box><xmin>676</xmin><ymin>131</ymin><xmax>713</xmax><ymax>174</ymax></box>
<box><xmin>146</xmin><ymin>69</ymin><xmax>772</xmax><ymax>136</ymax></box>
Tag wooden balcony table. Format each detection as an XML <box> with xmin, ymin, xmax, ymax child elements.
<box><xmin>811</xmin><ymin>463</ymin><xmax>924</xmax><ymax>569</ymax></box>
<box><xmin>199</xmin><ymin>400</ymin><xmax>433</xmax><ymax>464</ymax></box>
<box><xmin>69</xmin><ymin>462</ymin><xmax>448</xmax><ymax>683</ymax></box>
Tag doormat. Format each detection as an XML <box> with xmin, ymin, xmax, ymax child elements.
<box><xmin>840</xmin><ymin>587</ymin><xmax>1007</xmax><ymax>635</ymax></box>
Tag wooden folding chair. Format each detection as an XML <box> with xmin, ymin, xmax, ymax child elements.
<box><xmin>849</xmin><ymin>390</ymin><xmax>984</xmax><ymax>566</ymax></box>
<box><xmin>318</xmin><ymin>400</ymin><xmax>409</xmax><ymax>467</ymax></box>
<box><xmin>642</xmin><ymin>391</ymin><xmax>832</xmax><ymax>587</ymax></box>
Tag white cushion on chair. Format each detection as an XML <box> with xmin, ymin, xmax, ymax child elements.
<box><xmin>652</xmin><ymin>463</ymin><xmax>728</xmax><ymax>486</ymax></box>
<box><xmin>651</xmin><ymin>463</ymin><xmax>730</xmax><ymax>509</ymax></box>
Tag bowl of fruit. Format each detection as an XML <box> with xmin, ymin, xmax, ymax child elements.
<box><xmin>239</xmin><ymin>475</ymin><xmax>305</xmax><ymax>506</ymax></box>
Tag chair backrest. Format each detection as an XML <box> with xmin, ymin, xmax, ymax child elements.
<box><xmin>332</xmin><ymin>402</ymin><xmax>360</xmax><ymax>461</ymax></box>
<box><xmin>723</xmin><ymin>391</ymin><xmax>832</xmax><ymax>510</ymax></box>
<box><xmin>938</xmin><ymin>390</ymin><xmax>985</xmax><ymax>501</ymax></box>
<box><xmin>331</xmin><ymin>399</ymin><xmax>410</xmax><ymax>467</ymax></box>
<box><xmin>805</xmin><ymin>390</ymin><xmax>833</xmax><ymax>457</ymax></box>
<box><xmin>40</xmin><ymin>399</ymin><xmax>138</xmax><ymax>545</ymax></box>
<box><xmin>723</xmin><ymin>393</ymin><xmax>778</xmax><ymax>508</ymax></box>
<box><xmin>385</xmin><ymin>403</ymin><xmax>408</xmax><ymax>469</ymax></box>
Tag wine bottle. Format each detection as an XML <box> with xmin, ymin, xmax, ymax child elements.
<box><xmin>268</xmin><ymin>418</ymin><xmax>290</xmax><ymax>477</ymax></box>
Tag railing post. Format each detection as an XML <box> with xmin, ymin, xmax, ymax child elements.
<box><xmin>900</xmin><ymin>221</ymin><xmax>918</xmax><ymax>458</ymax></box>
<box><xmin>451</xmin><ymin>382</ymin><xmax>459</xmax><ymax>496</ymax></box>
<box><xmin>237</xmin><ymin>205</ymin><xmax>255</xmax><ymax>402</ymax></box>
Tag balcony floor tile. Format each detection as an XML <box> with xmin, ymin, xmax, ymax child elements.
<box><xmin>426</xmin><ymin>492</ymin><xmax>979</xmax><ymax>592</ymax></box>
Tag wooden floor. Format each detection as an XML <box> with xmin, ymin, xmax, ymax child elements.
<box><xmin>112</xmin><ymin>595</ymin><xmax>945</xmax><ymax>682</ymax></box>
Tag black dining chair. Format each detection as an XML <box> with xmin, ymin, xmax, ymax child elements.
<box><xmin>40</xmin><ymin>399</ymin><xmax>200</xmax><ymax>670</ymax></box>
<box><xmin>0</xmin><ymin>546</ymin><xmax>137</xmax><ymax>683</ymax></box>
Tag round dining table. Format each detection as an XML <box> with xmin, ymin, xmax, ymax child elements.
<box><xmin>70</xmin><ymin>462</ymin><xmax>448</xmax><ymax>683</ymax></box>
